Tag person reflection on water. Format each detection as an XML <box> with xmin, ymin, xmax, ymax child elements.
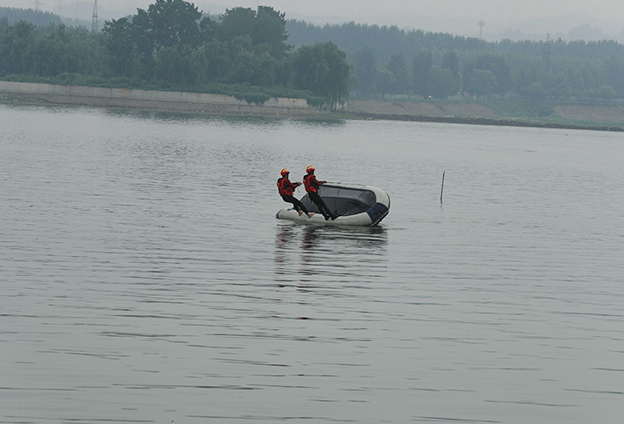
<box><xmin>303</xmin><ymin>166</ymin><xmax>337</xmax><ymax>221</ymax></box>
<box><xmin>277</xmin><ymin>169</ymin><xmax>314</xmax><ymax>218</ymax></box>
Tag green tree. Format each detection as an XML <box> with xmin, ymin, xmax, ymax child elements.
<box><xmin>441</xmin><ymin>50</ymin><xmax>460</xmax><ymax>77</ymax></box>
<box><xmin>226</xmin><ymin>35</ymin><xmax>278</xmax><ymax>86</ymax></box>
<box><xmin>153</xmin><ymin>44</ymin><xmax>211</xmax><ymax>85</ymax></box>
<box><xmin>512</xmin><ymin>56</ymin><xmax>544</xmax><ymax>94</ymax></box>
<box><xmin>274</xmin><ymin>56</ymin><xmax>293</xmax><ymax>87</ymax></box>
<box><xmin>0</xmin><ymin>6</ymin><xmax>63</xmax><ymax>26</ymax></box>
<box><xmin>466</xmin><ymin>69</ymin><xmax>497</xmax><ymax>96</ymax></box>
<box><xmin>387</xmin><ymin>53</ymin><xmax>410</xmax><ymax>94</ymax></box>
<box><xmin>127</xmin><ymin>0</ymin><xmax>212</xmax><ymax>77</ymax></box>
<box><xmin>101</xmin><ymin>0</ymin><xmax>217</xmax><ymax>79</ymax></box>
<box><xmin>429</xmin><ymin>66</ymin><xmax>459</xmax><ymax>98</ymax></box>
<box><xmin>218</xmin><ymin>7</ymin><xmax>255</xmax><ymax>44</ymax></box>
<box><xmin>201</xmin><ymin>39</ymin><xmax>230</xmax><ymax>81</ymax></box>
<box><xmin>376</xmin><ymin>68</ymin><xmax>394</xmax><ymax>97</ymax></box>
<box><xmin>605</xmin><ymin>55</ymin><xmax>624</xmax><ymax>93</ymax></box>
<box><xmin>141</xmin><ymin>0</ymin><xmax>207</xmax><ymax>48</ymax></box>
<box><xmin>31</xmin><ymin>25</ymin><xmax>74</xmax><ymax>76</ymax></box>
<box><xmin>593</xmin><ymin>85</ymin><xmax>617</xmax><ymax>99</ymax></box>
<box><xmin>229</xmin><ymin>49</ymin><xmax>277</xmax><ymax>86</ymax></box>
<box><xmin>412</xmin><ymin>49</ymin><xmax>432</xmax><ymax>97</ymax></box>
<box><xmin>475</xmin><ymin>54</ymin><xmax>512</xmax><ymax>93</ymax></box>
<box><xmin>292</xmin><ymin>41</ymin><xmax>350</xmax><ymax>109</ymax></box>
<box><xmin>102</xmin><ymin>17</ymin><xmax>135</xmax><ymax>76</ymax></box>
<box><xmin>29</xmin><ymin>25</ymin><xmax>102</xmax><ymax>77</ymax></box>
<box><xmin>219</xmin><ymin>6</ymin><xmax>289</xmax><ymax>59</ymax></box>
<box><xmin>0</xmin><ymin>20</ymin><xmax>36</xmax><ymax>75</ymax></box>
<box><xmin>252</xmin><ymin>6</ymin><xmax>289</xmax><ymax>59</ymax></box>
<box><xmin>440</xmin><ymin>50</ymin><xmax>462</xmax><ymax>95</ymax></box>
<box><xmin>154</xmin><ymin>46</ymin><xmax>184</xmax><ymax>83</ymax></box>
<box><xmin>354</xmin><ymin>45</ymin><xmax>377</xmax><ymax>95</ymax></box>
<box><xmin>131</xmin><ymin>8</ymin><xmax>156</xmax><ymax>71</ymax></box>
<box><xmin>521</xmin><ymin>81</ymin><xmax>548</xmax><ymax>98</ymax></box>
<box><xmin>545</xmin><ymin>72</ymin><xmax>573</xmax><ymax>98</ymax></box>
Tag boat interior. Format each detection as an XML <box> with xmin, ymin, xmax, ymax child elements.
<box><xmin>299</xmin><ymin>185</ymin><xmax>377</xmax><ymax>217</ymax></box>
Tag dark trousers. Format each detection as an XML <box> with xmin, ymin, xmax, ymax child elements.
<box><xmin>309</xmin><ymin>192</ymin><xmax>335</xmax><ymax>219</ymax></box>
<box><xmin>282</xmin><ymin>194</ymin><xmax>309</xmax><ymax>214</ymax></box>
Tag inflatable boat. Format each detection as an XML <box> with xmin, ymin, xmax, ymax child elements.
<box><xmin>276</xmin><ymin>182</ymin><xmax>390</xmax><ymax>226</ymax></box>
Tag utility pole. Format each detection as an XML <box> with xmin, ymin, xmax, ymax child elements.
<box><xmin>92</xmin><ymin>0</ymin><xmax>99</xmax><ymax>33</ymax></box>
<box><xmin>543</xmin><ymin>33</ymin><xmax>552</xmax><ymax>74</ymax></box>
<box><xmin>478</xmin><ymin>18</ymin><xmax>485</xmax><ymax>40</ymax></box>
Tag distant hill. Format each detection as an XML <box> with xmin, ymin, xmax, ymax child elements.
<box><xmin>280</xmin><ymin>10</ymin><xmax>624</xmax><ymax>43</ymax></box>
<box><xmin>0</xmin><ymin>7</ymin><xmax>63</xmax><ymax>26</ymax></box>
<box><xmin>51</xmin><ymin>1</ymin><xmax>130</xmax><ymax>23</ymax></box>
<box><xmin>5</xmin><ymin>2</ymin><xmax>624</xmax><ymax>46</ymax></box>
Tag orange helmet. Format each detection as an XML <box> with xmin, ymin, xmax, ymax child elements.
<box><xmin>281</xmin><ymin>168</ymin><xmax>289</xmax><ymax>176</ymax></box>
<box><xmin>306</xmin><ymin>166</ymin><xmax>315</xmax><ymax>174</ymax></box>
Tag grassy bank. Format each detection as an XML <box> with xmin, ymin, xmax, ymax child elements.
<box><xmin>335</xmin><ymin>110</ymin><xmax>624</xmax><ymax>131</ymax></box>
<box><xmin>344</xmin><ymin>96</ymin><xmax>624</xmax><ymax>131</ymax></box>
<box><xmin>480</xmin><ymin>98</ymin><xmax>624</xmax><ymax>130</ymax></box>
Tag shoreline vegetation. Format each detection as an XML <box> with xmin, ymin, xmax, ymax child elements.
<box><xmin>338</xmin><ymin>99</ymin><xmax>624</xmax><ymax>131</ymax></box>
<box><xmin>336</xmin><ymin>110</ymin><xmax>624</xmax><ymax>132</ymax></box>
<box><xmin>2</xmin><ymin>81</ymin><xmax>624</xmax><ymax>132</ymax></box>
<box><xmin>3</xmin><ymin>1</ymin><xmax>624</xmax><ymax>132</ymax></box>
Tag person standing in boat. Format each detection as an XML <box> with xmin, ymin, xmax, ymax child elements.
<box><xmin>277</xmin><ymin>169</ymin><xmax>314</xmax><ymax>218</ymax></box>
<box><xmin>303</xmin><ymin>166</ymin><xmax>337</xmax><ymax>220</ymax></box>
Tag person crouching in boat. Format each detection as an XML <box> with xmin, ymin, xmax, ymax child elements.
<box><xmin>278</xmin><ymin>169</ymin><xmax>314</xmax><ymax>218</ymax></box>
<box><xmin>303</xmin><ymin>166</ymin><xmax>337</xmax><ymax>220</ymax></box>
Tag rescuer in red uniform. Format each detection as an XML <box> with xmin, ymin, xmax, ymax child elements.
<box><xmin>277</xmin><ymin>169</ymin><xmax>314</xmax><ymax>218</ymax></box>
<box><xmin>303</xmin><ymin>166</ymin><xmax>337</xmax><ymax>220</ymax></box>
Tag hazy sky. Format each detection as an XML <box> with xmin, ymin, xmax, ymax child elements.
<box><xmin>2</xmin><ymin>0</ymin><xmax>624</xmax><ymax>24</ymax></box>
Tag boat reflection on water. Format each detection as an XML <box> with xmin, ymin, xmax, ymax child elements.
<box><xmin>274</xmin><ymin>222</ymin><xmax>388</xmax><ymax>287</ymax></box>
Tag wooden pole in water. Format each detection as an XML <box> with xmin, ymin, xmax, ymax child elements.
<box><xmin>440</xmin><ymin>171</ymin><xmax>445</xmax><ymax>204</ymax></box>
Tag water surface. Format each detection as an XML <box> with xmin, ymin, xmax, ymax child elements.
<box><xmin>1</xmin><ymin>104</ymin><xmax>623</xmax><ymax>424</ymax></box>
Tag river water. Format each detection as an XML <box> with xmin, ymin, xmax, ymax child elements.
<box><xmin>1</xmin><ymin>104</ymin><xmax>622</xmax><ymax>424</ymax></box>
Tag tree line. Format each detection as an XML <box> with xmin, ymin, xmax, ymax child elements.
<box><xmin>288</xmin><ymin>20</ymin><xmax>624</xmax><ymax>100</ymax></box>
<box><xmin>2</xmin><ymin>2</ymin><xmax>624</xmax><ymax>104</ymax></box>
<box><xmin>0</xmin><ymin>6</ymin><xmax>63</xmax><ymax>26</ymax></box>
<box><xmin>0</xmin><ymin>1</ymin><xmax>350</xmax><ymax>109</ymax></box>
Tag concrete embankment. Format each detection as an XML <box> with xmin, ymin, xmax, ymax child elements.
<box><xmin>3</xmin><ymin>81</ymin><xmax>624</xmax><ymax>131</ymax></box>
<box><xmin>0</xmin><ymin>81</ymin><xmax>325</xmax><ymax>116</ymax></box>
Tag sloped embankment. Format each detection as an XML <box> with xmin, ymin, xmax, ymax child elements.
<box><xmin>554</xmin><ymin>104</ymin><xmax>624</xmax><ymax>123</ymax></box>
<box><xmin>345</xmin><ymin>99</ymin><xmax>500</xmax><ymax>118</ymax></box>
<box><xmin>341</xmin><ymin>99</ymin><xmax>624</xmax><ymax>131</ymax></box>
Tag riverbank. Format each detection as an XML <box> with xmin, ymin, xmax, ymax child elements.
<box><xmin>335</xmin><ymin>110</ymin><xmax>624</xmax><ymax>132</ymax></box>
<box><xmin>0</xmin><ymin>81</ymin><xmax>324</xmax><ymax>117</ymax></box>
<box><xmin>339</xmin><ymin>98</ymin><xmax>624</xmax><ymax>131</ymax></box>
<box><xmin>2</xmin><ymin>81</ymin><xmax>624</xmax><ymax>131</ymax></box>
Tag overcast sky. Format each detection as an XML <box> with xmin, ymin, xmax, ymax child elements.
<box><xmin>3</xmin><ymin>0</ymin><xmax>624</xmax><ymax>25</ymax></box>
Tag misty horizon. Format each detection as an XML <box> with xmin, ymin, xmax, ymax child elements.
<box><xmin>2</xmin><ymin>0</ymin><xmax>624</xmax><ymax>42</ymax></box>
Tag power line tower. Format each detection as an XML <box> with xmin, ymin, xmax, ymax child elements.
<box><xmin>478</xmin><ymin>18</ymin><xmax>485</xmax><ymax>40</ymax></box>
<box><xmin>34</xmin><ymin>0</ymin><xmax>42</xmax><ymax>11</ymax></box>
<box><xmin>92</xmin><ymin>0</ymin><xmax>99</xmax><ymax>32</ymax></box>
<box><xmin>543</xmin><ymin>33</ymin><xmax>552</xmax><ymax>74</ymax></box>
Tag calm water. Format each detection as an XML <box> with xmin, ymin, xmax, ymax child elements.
<box><xmin>1</xmin><ymin>104</ymin><xmax>623</xmax><ymax>424</ymax></box>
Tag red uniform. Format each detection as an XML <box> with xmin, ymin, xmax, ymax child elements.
<box><xmin>277</xmin><ymin>176</ymin><xmax>297</xmax><ymax>196</ymax></box>
<box><xmin>278</xmin><ymin>174</ymin><xmax>309</xmax><ymax>215</ymax></box>
<box><xmin>303</xmin><ymin>171</ymin><xmax>336</xmax><ymax>220</ymax></box>
<box><xmin>303</xmin><ymin>173</ymin><xmax>322</xmax><ymax>194</ymax></box>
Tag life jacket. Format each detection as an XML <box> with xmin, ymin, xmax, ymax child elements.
<box><xmin>277</xmin><ymin>176</ymin><xmax>295</xmax><ymax>196</ymax></box>
<box><xmin>303</xmin><ymin>173</ymin><xmax>319</xmax><ymax>194</ymax></box>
